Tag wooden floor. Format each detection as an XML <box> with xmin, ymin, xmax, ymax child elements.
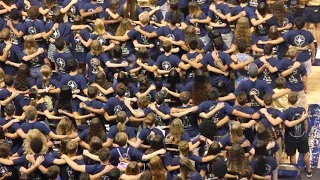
<box><xmin>307</xmin><ymin>66</ymin><xmax>320</xmax><ymax>104</ymax></box>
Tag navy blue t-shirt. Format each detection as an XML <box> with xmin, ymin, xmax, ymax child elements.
<box><xmin>254</xmin><ymin>57</ymin><xmax>279</xmax><ymax>88</ymax></box>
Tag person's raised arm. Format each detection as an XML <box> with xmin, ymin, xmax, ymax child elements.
<box><xmin>284</xmin><ymin>112</ymin><xmax>308</xmax><ymax>128</ymax></box>
<box><xmin>141</xmin><ymin>149</ymin><xmax>166</xmax><ymax>161</ymax></box>
<box><xmin>61</xmin><ymin>155</ymin><xmax>86</xmax><ymax>172</ymax></box>
<box><xmin>281</xmin><ymin>62</ymin><xmax>300</xmax><ymax>77</ymax></box>
<box><xmin>199</xmin><ymin>102</ymin><xmax>225</xmax><ymax>119</ymax></box>
<box><xmin>60</xmin><ymin>0</ymin><xmax>78</xmax><ymax>14</ymax></box>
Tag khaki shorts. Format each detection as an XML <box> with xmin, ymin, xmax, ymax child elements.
<box><xmin>295</xmin><ymin>90</ymin><xmax>307</xmax><ymax>107</ymax></box>
<box><xmin>302</xmin><ymin>59</ymin><xmax>312</xmax><ymax>74</ymax></box>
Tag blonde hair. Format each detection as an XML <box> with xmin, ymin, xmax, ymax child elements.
<box><xmin>288</xmin><ymin>46</ymin><xmax>298</xmax><ymax>59</ymax></box>
<box><xmin>116</xmin><ymin>18</ymin><xmax>133</xmax><ymax>36</ymax></box>
<box><xmin>188</xmin><ymin>1</ymin><xmax>201</xmax><ymax>18</ymax></box>
<box><xmin>40</xmin><ymin>65</ymin><xmax>52</xmax><ymax>87</ymax></box>
<box><xmin>24</xmin><ymin>35</ymin><xmax>38</xmax><ymax>55</ymax></box>
<box><xmin>0</xmin><ymin>68</ymin><xmax>4</xmax><ymax>82</ymax></box>
<box><xmin>93</xmin><ymin>19</ymin><xmax>106</xmax><ymax>36</ymax></box>
<box><xmin>144</xmin><ymin>113</ymin><xmax>156</xmax><ymax>126</ymax></box>
<box><xmin>24</xmin><ymin>129</ymin><xmax>48</xmax><ymax>155</ymax></box>
<box><xmin>56</xmin><ymin>117</ymin><xmax>74</xmax><ymax>135</ymax></box>
<box><xmin>235</xmin><ymin>17</ymin><xmax>251</xmax><ymax>49</ymax></box>
<box><xmin>123</xmin><ymin>0</ymin><xmax>138</xmax><ymax>20</ymax></box>
<box><xmin>230</xmin><ymin>121</ymin><xmax>244</xmax><ymax>144</ymax></box>
<box><xmin>150</xmin><ymin>156</ymin><xmax>167</xmax><ymax>180</ymax></box>
<box><xmin>90</xmin><ymin>40</ymin><xmax>103</xmax><ymax>56</ymax></box>
<box><xmin>139</xmin><ymin>11</ymin><xmax>150</xmax><ymax>24</ymax></box>
<box><xmin>167</xmin><ymin>118</ymin><xmax>184</xmax><ymax>144</ymax></box>
<box><xmin>180</xmin><ymin>157</ymin><xmax>196</xmax><ymax>180</ymax></box>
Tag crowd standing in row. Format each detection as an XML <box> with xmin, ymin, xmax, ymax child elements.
<box><xmin>0</xmin><ymin>0</ymin><xmax>318</xmax><ymax>179</ymax></box>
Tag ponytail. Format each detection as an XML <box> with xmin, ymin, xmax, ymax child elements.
<box><xmin>116</xmin><ymin>111</ymin><xmax>127</xmax><ymax>132</ymax></box>
<box><xmin>40</xmin><ymin>65</ymin><xmax>52</xmax><ymax>87</ymax></box>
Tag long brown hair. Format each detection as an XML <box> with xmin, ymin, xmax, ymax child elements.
<box><xmin>180</xmin><ymin>157</ymin><xmax>197</xmax><ymax>180</ymax></box>
<box><xmin>255</xmin><ymin>122</ymin><xmax>273</xmax><ymax>142</ymax></box>
<box><xmin>24</xmin><ymin>35</ymin><xmax>38</xmax><ymax>55</ymax></box>
<box><xmin>58</xmin><ymin>137</ymin><xmax>71</xmax><ymax>157</ymax></box>
<box><xmin>230</xmin><ymin>121</ymin><xmax>244</xmax><ymax>144</ymax></box>
<box><xmin>188</xmin><ymin>1</ymin><xmax>201</xmax><ymax>18</ymax></box>
<box><xmin>14</xmin><ymin>64</ymin><xmax>30</xmax><ymax>91</ymax></box>
<box><xmin>167</xmin><ymin>118</ymin><xmax>184</xmax><ymax>144</ymax></box>
<box><xmin>192</xmin><ymin>69</ymin><xmax>211</xmax><ymax>105</ymax></box>
<box><xmin>125</xmin><ymin>162</ymin><xmax>140</xmax><ymax>175</ymax></box>
<box><xmin>94</xmin><ymin>71</ymin><xmax>111</xmax><ymax>90</ymax></box>
<box><xmin>270</xmin><ymin>1</ymin><xmax>288</xmax><ymax>27</ymax></box>
<box><xmin>228</xmin><ymin>144</ymin><xmax>248</xmax><ymax>175</ymax></box>
<box><xmin>56</xmin><ymin>117</ymin><xmax>75</xmax><ymax>135</ymax></box>
<box><xmin>150</xmin><ymin>156</ymin><xmax>167</xmax><ymax>180</ymax></box>
<box><xmin>123</xmin><ymin>0</ymin><xmax>137</xmax><ymax>20</ymax></box>
<box><xmin>116</xmin><ymin>18</ymin><xmax>133</xmax><ymax>36</ymax></box>
<box><xmin>116</xmin><ymin>111</ymin><xmax>127</xmax><ymax>132</ymax></box>
<box><xmin>87</xmin><ymin>118</ymin><xmax>106</xmax><ymax>143</ymax></box>
<box><xmin>24</xmin><ymin>129</ymin><xmax>48</xmax><ymax>155</ymax></box>
<box><xmin>235</xmin><ymin>17</ymin><xmax>251</xmax><ymax>49</ymax></box>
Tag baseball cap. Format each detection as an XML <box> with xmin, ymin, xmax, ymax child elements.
<box><xmin>155</xmin><ymin>90</ymin><xmax>168</xmax><ymax>104</ymax></box>
<box><xmin>248</xmin><ymin>63</ymin><xmax>258</xmax><ymax>78</ymax></box>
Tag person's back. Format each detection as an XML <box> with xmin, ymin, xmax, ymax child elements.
<box><xmin>234</xmin><ymin>40</ymin><xmax>251</xmax><ymax>88</ymax></box>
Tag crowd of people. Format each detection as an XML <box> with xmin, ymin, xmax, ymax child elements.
<box><xmin>0</xmin><ymin>0</ymin><xmax>318</xmax><ymax>179</ymax></box>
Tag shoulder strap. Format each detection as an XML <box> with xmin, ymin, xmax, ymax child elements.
<box><xmin>116</xmin><ymin>148</ymin><xmax>123</xmax><ymax>158</ymax></box>
<box><xmin>126</xmin><ymin>147</ymin><xmax>130</xmax><ymax>154</ymax></box>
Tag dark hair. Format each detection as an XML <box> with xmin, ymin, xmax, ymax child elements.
<box><xmin>0</xmin><ymin>143</ymin><xmax>10</xmax><ymax>158</ymax></box>
<box><xmin>294</xmin><ymin>17</ymin><xmax>305</xmax><ymax>30</ymax></box>
<box><xmin>27</xmin><ymin>6</ymin><xmax>40</xmax><ymax>20</ymax></box>
<box><xmin>263</xmin><ymin>44</ymin><xmax>273</xmax><ymax>55</ymax></box>
<box><xmin>288</xmin><ymin>93</ymin><xmax>298</xmax><ymax>105</ymax></box>
<box><xmin>211</xmin><ymin>29</ymin><xmax>222</xmax><ymax>40</ymax></box>
<box><xmin>58</xmin><ymin>85</ymin><xmax>72</xmax><ymax>112</ymax></box>
<box><xmin>192</xmin><ymin>69</ymin><xmax>210</xmax><ymax>105</ymax></box>
<box><xmin>14</xmin><ymin>64</ymin><xmax>30</xmax><ymax>91</ymax></box>
<box><xmin>257</xmin><ymin>2</ymin><xmax>268</xmax><ymax>16</ymax></box>
<box><xmin>199</xmin><ymin>120</ymin><xmax>217</xmax><ymax>139</ymax></box>
<box><xmin>238</xmin><ymin>40</ymin><xmax>247</xmax><ymax>53</ymax></box>
<box><xmin>263</xmin><ymin>93</ymin><xmax>273</xmax><ymax>106</ymax></box>
<box><xmin>189</xmin><ymin>39</ymin><xmax>199</xmax><ymax>50</ymax></box>
<box><xmin>98</xmin><ymin>147</ymin><xmax>110</xmax><ymax>162</ymax></box>
<box><xmin>213</xmin><ymin>37</ymin><xmax>224</xmax><ymax>51</ymax></box>
<box><xmin>168</xmin><ymin>12</ymin><xmax>179</xmax><ymax>25</ymax></box>
<box><xmin>4</xmin><ymin>103</ymin><xmax>15</xmax><ymax>116</ymax></box>
<box><xmin>108</xmin><ymin>168</ymin><xmax>121</xmax><ymax>180</ymax></box>
<box><xmin>47</xmin><ymin>165</ymin><xmax>60</xmax><ymax>180</ymax></box>
<box><xmin>140</xmin><ymin>170</ymin><xmax>152</xmax><ymax>180</ymax></box>
<box><xmin>88</xmin><ymin>118</ymin><xmax>106</xmax><ymax>143</ymax></box>
<box><xmin>207</xmin><ymin>142</ymin><xmax>221</xmax><ymax>155</ymax></box>
<box><xmin>162</xmin><ymin>41</ymin><xmax>172</xmax><ymax>52</ymax></box>
<box><xmin>208</xmin><ymin>87</ymin><xmax>220</xmax><ymax>101</ymax></box>
<box><xmin>67</xmin><ymin>58</ymin><xmax>78</xmax><ymax>72</ymax></box>
<box><xmin>180</xmin><ymin>91</ymin><xmax>191</xmax><ymax>104</ymax></box>
<box><xmin>237</xmin><ymin>91</ymin><xmax>247</xmax><ymax>106</ymax></box>
<box><xmin>112</xmin><ymin>45</ymin><xmax>122</xmax><ymax>59</ymax></box>
<box><xmin>87</xmin><ymin>86</ymin><xmax>98</xmax><ymax>98</ymax></box>
<box><xmin>0</xmin><ymin>127</ymin><xmax>4</xmax><ymax>140</ymax></box>
<box><xmin>211</xmin><ymin>159</ymin><xmax>227</xmax><ymax>179</ymax></box>
<box><xmin>52</xmin><ymin>9</ymin><xmax>64</xmax><ymax>23</ymax></box>
<box><xmin>31</xmin><ymin>137</ymin><xmax>43</xmax><ymax>154</ymax></box>
<box><xmin>10</xmin><ymin>8</ymin><xmax>20</xmax><ymax>20</ymax></box>
<box><xmin>115</xmin><ymin>83</ymin><xmax>127</xmax><ymax>97</ymax></box>
<box><xmin>275</xmin><ymin>76</ymin><xmax>286</xmax><ymax>89</ymax></box>
<box><xmin>137</xmin><ymin>47</ymin><xmax>150</xmax><ymax>62</ymax></box>
<box><xmin>25</xmin><ymin>106</ymin><xmax>37</xmax><ymax>121</ymax></box>
<box><xmin>54</xmin><ymin>36</ymin><xmax>65</xmax><ymax>51</ymax></box>
<box><xmin>4</xmin><ymin>75</ymin><xmax>14</xmax><ymax>87</ymax></box>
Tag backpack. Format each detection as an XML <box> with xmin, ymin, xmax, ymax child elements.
<box><xmin>116</xmin><ymin>147</ymin><xmax>130</xmax><ymax>169</ymax></box>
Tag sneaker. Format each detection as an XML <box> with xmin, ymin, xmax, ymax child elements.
<box><xmin>305</xmin><ymin>168</ymin><xmax>312</xmax><ymax>178</ymax></box>
<box><xmin>316</xmin><ymin>48</ymin><xmax>320</xmax><ymax>59</ymax></box>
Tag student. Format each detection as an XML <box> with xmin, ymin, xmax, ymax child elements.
<box><xmin>0</xmin><ymin>104</ymin><xmax>26</xmax><ymax>154</ymax></box>
<box><xmin>178</xmin><ymin>157</ymin><xmax>202</xmax><ymax>180</ymax></box>
<box><xmin>104</xmin><ymin>111</ymin><xmax>136</xmax><ymax>147</ymax></box>
<box><xmin>60</xmin><ymin>58</ymin><xmax>88</xmax><ymax>96</ymax></box>
<box><xmin>253</xmin><ymin>44</ymin><xmax>279</xmax><ymax>88</ymax></box>
<box><xmin>272</xmin><ymin>77</ymin><xmax>289</xmax><ymax>111</ymax></box>
<box><xmin>53</xmin><ymin>37</ymin><xmax>75</xmax><ymax>81</ymax></box>
<box><xmin>266</xmin><ymin>47</ymin><xmax>307</xmax><ymax>108</ymax></box>
<box><xmin>228</xmin><ymin>92</ymin><xmax>256</xmax><ymax>143</ymax></box>
<box><xmin>196</xmin><ymin>87</ymin><xmax>259</xmax><ymax>141</ymax></box>
<box><xmin>81</xmin><ymin>83</ymin><xmax>129</xmax><ymax>123</ymax></box>
<box><xmin>220</xmin><ymin>63</ymin><xmax>289</xmax><ymax>111</ymax></box>
<box><xmin>47</xmin><ymin>165</ymin><xmax>60</xmax><ymax>180</ymax></box>
<box><xmin>266</xmin><ymin>93</ymin><xmax>311</xmax><ymax>177</ymax></box>
<box><xmin>20</xmin><ymin>106</ymin><xmax>66</xmax><ymax>140</ymax></box>
<box><xmin>5</xmin><ymin>9</ymin><xmax>25</xmax><ymax>50</ymax></box>
<box><xmin>127</xmin><ymin>113</ymin><xmax>165</xmax><ymax>149</ymax></box>
<box><xmin>265</xmin><ymin>17</ymin><xmax>316</xmax><ymax>74</ymax></box>
<box><xmin>109</xmin><ymin>132</ymin><xmax>166</xmax><ymax>167</ymax></box>
<box><xmin>249</xmin><ymin>140</ymin><xmax>278</xmax><ymax>180</ymax></box>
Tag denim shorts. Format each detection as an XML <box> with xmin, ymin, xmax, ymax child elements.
<box><xmin>303</xmin><ymin>6</ymin><xmax>320</xmax><ymax>23</ymax></box>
